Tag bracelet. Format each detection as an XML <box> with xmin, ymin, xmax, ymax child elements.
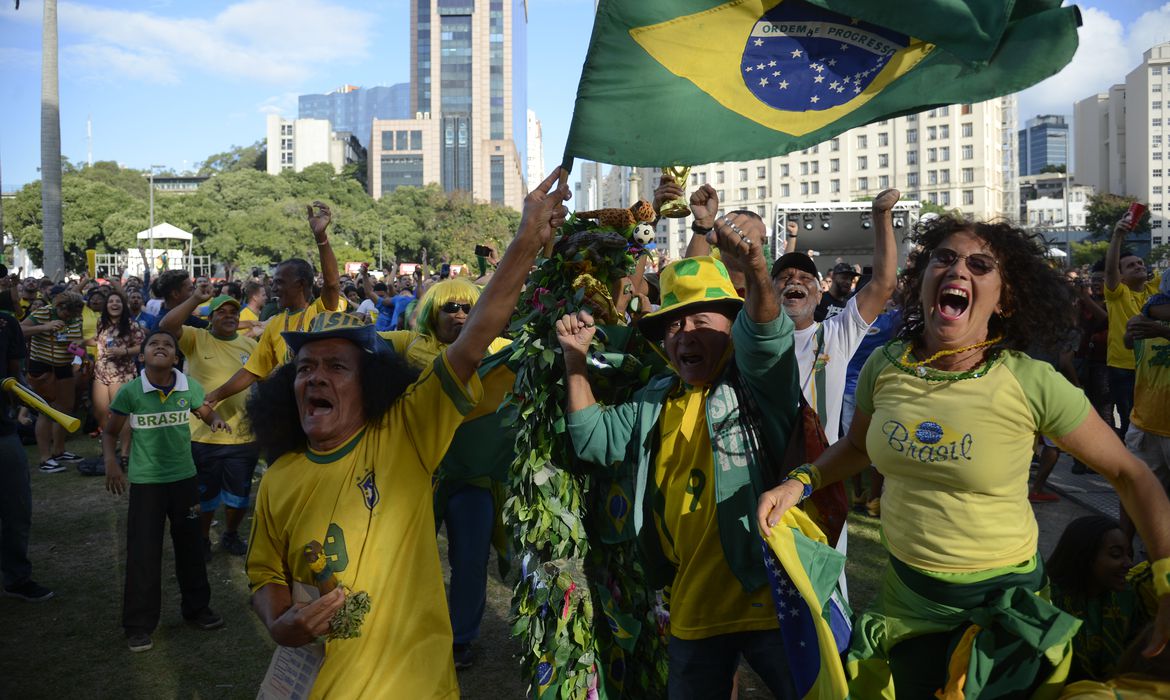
<box><xmin>1154</xmin><ymin>557</ymin><xmax>1170</xmax><ymax>598</ymax></box>
<box><xmin>787</xmin><ymin>234</ymin><xmax>798</xmax><ymax>239</ymax></box>
<box><xmin>783</xmin><ymin>463</ymin><xmax>821</xmax><ymax>503</ymax></box>
<box><xmin>691</xmin><ymin>222</ymin><xmax>713</xmax><ymax>235</ymax></box>
<box><xmin>315</xmin><ymin>238</ymin><xmax>330</xmax><ymax>247</ymax></box>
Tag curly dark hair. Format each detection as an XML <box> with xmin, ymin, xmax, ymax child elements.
<box><xmin>245</xmin><ymin>347</ymin><xmax>421</xmax><ymax>463</ymax></box>
<box><xmin>897</xmin><ymin>216</ymin><xmax>1076</xmax><ymax>355</ymax></box>
<box><xmin>1045</xmin><ymin>515</ymin><xmax>1121</xmax><ymax>598</ymax></box>
<box><xmin>98</xmin><ymin>288</ymin><xmax>135</xmax><ymax>340</ymax></box>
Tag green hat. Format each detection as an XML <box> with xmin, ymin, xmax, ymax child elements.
<box><xmin>282</xmin><ymin>311</ymin><xmax>391</xmax><ymax>360</ymax></box>
<box><xmin>207</xmin><ymin>295</ymin><xmax>240</xmax><ymax>314</ymax></box>
<box><xmin>638</xmin><ymin>256</ymin><xmax>743</xmax><ymax>342</ymax></box>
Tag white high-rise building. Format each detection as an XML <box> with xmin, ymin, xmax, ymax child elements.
<box><xmin>1074</xmin><ymin>42</ymin><xmax>1170</xmax><ymax>247</ymax></box>
<box><xmin>526</xmin><ymin>109</ymin><xmax>544</xmax><ymax>192</ymax></box>
<box><xmin>265</xmin><ymin>115</ymin><xmax>364</xmax><ymax>175</ymax></box>
<box><xmin>637</xmin><ymin>97</ymin><xmax>1016</xmax><ymax>258</ymax></box>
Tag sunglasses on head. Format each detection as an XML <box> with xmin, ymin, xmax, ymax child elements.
<box><xmin>440</xmin><ymin>302</ymin><xmax>472</xmax><ymax>314</ymax></box>
<box><xmin>929</xmin><ymin>248</ymin><xmax>998</xmax><ymax>276</ymax></box>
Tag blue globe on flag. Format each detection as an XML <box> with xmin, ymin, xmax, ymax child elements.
<box><xmin>741</xmin><ymin>0</ymin><xmax>911</xmax><ymax>112</ymax></box>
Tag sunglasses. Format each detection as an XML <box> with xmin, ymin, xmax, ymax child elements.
<box><xmin>929</xmin><ymin>248</ymin><xmax>998</xmax><ymax>276</ymax></box>
<box><xmin>440</xmin><ymin>302</ymin><xmax>472</xmax><ymax>314</ymax></box>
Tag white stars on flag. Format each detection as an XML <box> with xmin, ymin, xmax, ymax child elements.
<box><xmin>768</xmin><ymin>60</ymin><xmax>777</xmax><ymax>67</ymax></box>
<box><xmin>813</xmin><ymin>74</ymin><xmax>824</xmax><ymax>83</ymax></box>
<box><xmin>760</xmin><ymin>78</ymin><xmax>768</xmax><ymax>87</ymax></box>
<box><xmin>791</xmin><ymin>49</ymin><xmax>803</xmax><ymax>58</ymax></box>
<box><xmin>778</xmin><ymin>80</ymin><xmax>789</xmax><ymax>89</ymax></box>
<box><xmin>810</xmin><ymin>95</ymin><xmax>819</xmax><ymax>103</ymax></box>
<box><xmin>772</xmin><ymin>71</ymin><xmax>781</xmax><ymax>77</ymax></box>
<box><xmin>754</xmin><ymin>38</ymin><xmax>764</xmax><ymax>46</ymax></box>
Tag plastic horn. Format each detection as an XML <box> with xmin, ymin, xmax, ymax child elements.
<box><xmin>1</xmin><ymin>378</ymin><xmax>81</xmax><ymax>433</ymax></box>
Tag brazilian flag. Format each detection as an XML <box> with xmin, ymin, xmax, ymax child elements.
<box><xmin>564</xmin><ymin>0</ymin><xmax>1079</xmax><ymax>167</ymax></box>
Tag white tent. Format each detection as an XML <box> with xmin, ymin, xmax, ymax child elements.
<box><xmin>135</xmin><ymin>222</ymin><xmax>193</xmax><ymax>243</ymax></box>
<box><xmin>133</xmin><ymin>222</ymin><xmax>194</xmax><ymax>274</ymax></box>
<box><xmin>1047</xmin><ymin>246</ymin><xmax>1068</xmax><ymax>258</ymax></box>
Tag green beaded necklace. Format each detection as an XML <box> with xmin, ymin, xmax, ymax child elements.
<box><xmin>884</xmin><ymin>337</ymin><xmax>1003</xmax><ymax>382</ymax></box>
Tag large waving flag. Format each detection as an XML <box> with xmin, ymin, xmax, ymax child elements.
<box><xmin>762</xmin><ymin>507</ymin><xmax>852</xmax><ymax>700</ymax></box>
<box><xmin>564</xmin><ymin>0</ymin><xmax>1079</xmax><ymax>167</ymax></box>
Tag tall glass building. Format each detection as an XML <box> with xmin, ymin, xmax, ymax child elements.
<box><xmin>372</xmin><ymin>0</ymin><xmax>526</xmax><ymax>205</ymax></box>
<box><xmin>1017</xmin><ymin>115</ymin><xmax>1069</xmax><ymax>176</ymax></box>
<box><xmin>298</xmin><ymin>84</ymin><xmax>411</xmax><ymax>150</ymax></box>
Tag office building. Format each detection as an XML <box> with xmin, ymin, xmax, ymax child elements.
<box><xmin>368</xmin><ymin>0</ymin><xmax>528</xmax><ymax>206</ymax></box>
<box><xmin>1075</xmin><ymin>42</ymin><xmax>1170</xmax><ymax>247</ymax></box>
<box><xmin>265</xmin><ymin>116</ymin><xmax>366</xmax><ymax>175</ymax></box>
<box><xmin>1017</xmin><ymin>115</ymin><xmax>1069</xmax><ymax>176</ymax></box>
<box><xmin>1018</xmin><ymin>172</ymin><xmax>1094</xmax><ymax>228</ymax></box>
<box><xmin>367</xmin><ymin>118</ymin><xmax>442</xmax><ymax>196</ymax></box>
<box><xmin>298</xmin><ymin>83</ymin><xmax>411</xmax><ymax>148</ymax></box>
<box><xmin>623</xmin><ymin>97</ymin><xmax>1017</xmax><ymax>258</ymax></box>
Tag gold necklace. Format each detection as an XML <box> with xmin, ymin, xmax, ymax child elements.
<box><xmin>900</xmin><ymin>336</ymin><xmax>1003</xmax><ymax>374</ymax></box>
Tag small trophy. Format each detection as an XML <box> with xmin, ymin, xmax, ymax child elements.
<box><xmin>659</xmin><ymin>166</ymin><xmax>692</xmax><ymax>218</ymax></box>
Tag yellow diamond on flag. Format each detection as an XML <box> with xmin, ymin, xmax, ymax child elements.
<box><xmin>629</xmin><ymin>0</ymin><xmax>935</xmax><ymax>136</ymax></box>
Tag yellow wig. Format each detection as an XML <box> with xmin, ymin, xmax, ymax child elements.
<box><xmin>416</xmin><ymin>278</ymin><xmax>482</xmax><ymax>338</ymax></box>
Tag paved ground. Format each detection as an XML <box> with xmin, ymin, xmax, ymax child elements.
<box><xmin>1032</xmin><ymin>452</ymin><xmax>1120</xmax><ymax>558</ymax></box>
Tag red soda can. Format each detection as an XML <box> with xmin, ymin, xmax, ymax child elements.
<box><xmin>1120</xmin><ymin>202</ymin><xmax>1147</xmax><ymax>230</ymax></box>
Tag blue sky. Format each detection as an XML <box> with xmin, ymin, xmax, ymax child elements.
<box><xmin>1</xmin><ymin>0</ymin><xmax>1168</xmax><ymax>191</ymax></box>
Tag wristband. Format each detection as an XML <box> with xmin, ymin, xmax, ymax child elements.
<box><xmin>691</xmin><ymin>221</ymin><xmax>713</xmax><ymax>235</ymax></box>
<box><xmin>783</xmin><ymin>463</ymin><xmax>821</xmax><ymax>503</ymax></box>
<box><xmin>315</xmin><ymin>238</ymin><xmax>330</xmax><ymax>247</ymax></box>
<box><xmin>1154</xmin><ymin>557</ymin><xmax>1170</xmax><ymax>598</ymax></box>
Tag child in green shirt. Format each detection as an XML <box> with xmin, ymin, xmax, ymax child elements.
<box><xmin>102</xmin><ymin>329</ymin><xmax>230</xmax><ymax>652</ymax></box>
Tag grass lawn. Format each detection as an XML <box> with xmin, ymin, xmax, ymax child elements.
<box><xmin>2</xmin><ymin>433</ymin><xmax>887</xmax><ymax>699</ymax></box>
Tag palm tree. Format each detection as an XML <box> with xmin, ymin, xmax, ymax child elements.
<box><xmin>40</xmin><ymin>0</ymin><xmax>65</xmax><ymax>281</ymax></box>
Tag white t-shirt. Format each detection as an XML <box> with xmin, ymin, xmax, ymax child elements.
<box><xmin>792</xmin><ymin>295</ymin><xmax>871</xmax><ymax>443</ymax></box>
<box><xmin>145</xmin><ymin>298</ymin><xmax>164</xmax><ymax>316</ymax></box>
<box><xmin>357</xmin><ymin>299</ymin><xmax>377</xmax><ymax>315</ymax></box>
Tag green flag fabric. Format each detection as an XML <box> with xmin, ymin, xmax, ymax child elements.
<box><xmin>563</xmin><ymin>0</ymin><xmax>1079</xmax><ymax>167</ymax></box>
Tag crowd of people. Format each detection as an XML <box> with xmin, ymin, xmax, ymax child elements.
<box><xmin>0</xmin><ymin>166</ymin><xmax>1168</xmax><ymax>699</ymax></box>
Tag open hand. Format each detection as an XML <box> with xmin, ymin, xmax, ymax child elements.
<box><xmin>756</xmin><ymin>480</ymin><xmax>805</xmax><ymax>537</ymax></box>
<box><xmin>519</xmin><ymin>168</ymin><xmax>571</xmax><ymax>250</ymax></box>
<box><xmin>105</xmin><ymin>464</ymin><xmax>127</xmax><ymax>496</ymax></box>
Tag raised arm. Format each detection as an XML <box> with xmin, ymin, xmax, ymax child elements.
<box><xmin>853</xmin><ymin>189</ymin><xmax>900</xmax><ymax>324</ymax></box>
<box><xmin>556</xmin><ymin>310</ymin><xmax>599</xmax><ymax>414</ymax></box>
<box><xmin>307</xmin><ymin>201</ymin><xmax>341</xmax><ymax>312</ymax></box>
<box><xmin>1104</xmin><ymin>218</ymin><xmax>1129</xmax><ymax>291</ymax></box>
<box><xmin>159</xmin><ymin>287</ymin><xmax>210</xmax><ymax>341</ymax></box>
<box><xmin>781</xmin><ymin>220</ymin><xmax>798</xmax><ymax>254</ymax></box>
<box><xmin>708</xmin><ymin>212</ymin><xmax>777</xmax><ymax>324</ymax></box>
<box><xmin>444</xmin><ymin>168</ymin><xmax>570</xmax><ymax>383</ymax></box>
<box><xmin>683</xmin><ymin>184</ymin><xmax>719</xmax><ymax>258</ymax></box>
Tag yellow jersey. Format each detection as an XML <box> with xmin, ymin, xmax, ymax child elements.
<box><xmin>244</xmin><ymin>297</ymin><xmax>342</xmax><ymax>379</ymax></box>
<box><xmin>247</xmin><ymin>351</ymin><xmax>481</xmax><ymax>699</ymax></box>
<box><xmin>178</xmin><ymin>328</ymin><xmax>257</xmax><ymax>444</ymax></box>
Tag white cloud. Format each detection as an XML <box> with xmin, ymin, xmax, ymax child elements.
<box><xmin>1018</xmin><ymin>3</ymin><xmax>1170</xmax><ymax>118</ymax></box>
<box><xmin>256</xmin><ymin>92</ymin><xmax>299</xmax><ymax>117</ymax></box>
<box><xmin>11</xmin><ymin>0</ymin><xmax>375</xmax><ymax>85</ymax></box>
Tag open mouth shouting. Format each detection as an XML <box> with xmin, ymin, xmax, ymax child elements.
<box><xmin>781</xmin><ymin>285</ymin><xmax>809</xmax><ymax>306</ymax></box>
<box><xmin>677</xmin><ymin>352</ymin><xmax>705</xmax><ymax>368</ymax></box>
<box><xmin>304</xmin><ymin>395</ymin><xmax>335</xmax><ymax>418</ymax></box>
<box><xmin>937</xmin><ymin>285</ymin><xmax>970</xmax><ymax>321</ymax></box>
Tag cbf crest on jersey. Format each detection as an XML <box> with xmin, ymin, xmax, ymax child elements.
<box><xmin>357</xmin><ymin>470</ymin><xmax>379</xmax><ymax>510</ymax></box>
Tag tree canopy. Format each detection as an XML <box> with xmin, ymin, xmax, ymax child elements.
<box><xmin>1084</xmin><ymin>192</ymin><xmax>1149</xmax><ymax>238</ymax></box>
<box><xmin>7</xmin><ymin>159</ymin><xmax>521</xmax><ymax>277</ymax></box>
